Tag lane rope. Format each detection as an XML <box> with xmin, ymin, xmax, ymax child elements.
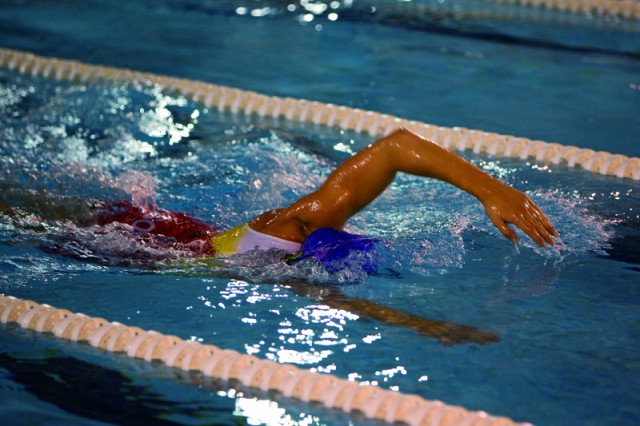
<box><xmin>1</xmin><ymin>47</ymin><xmax>637</xmax><ymax>180</ymax></box>
<box><xmin>355</xmin><ymin>0</ymin><xmax>640</xmax><ymax>21</ymax></box>
<box><xmin>0</xmin><ymin>294</ymin><xmax>530</xmax><ymax>426</ymax></box>
<box><xmin>488</xmin><ymin>0</ymin><xmax>640</xmax><ymax>19</ymax></box>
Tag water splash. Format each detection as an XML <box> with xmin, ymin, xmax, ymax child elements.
<box><xmin>111</xmin><ymin>171</ymin><xmax>158</xmax><ymax>207</ymax></box>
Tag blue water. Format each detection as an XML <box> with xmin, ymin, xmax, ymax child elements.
<box><xmin>1</xmin><ymin>1</ymin><xmax>639</xmax><ymax>425</ymax></box>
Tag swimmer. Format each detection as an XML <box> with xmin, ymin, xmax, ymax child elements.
<box><xmin>97</xmin><ymin>127</ymin><xmax>558</xmax><ymax>261</ymax></box>
<box><xmin>92</xmin><ymin>127</ymin><xmax>560</xmax><ymax>345</ymax></box>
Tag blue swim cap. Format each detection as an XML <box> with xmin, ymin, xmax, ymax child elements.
<box><xmin>287</xmin><ymin>228</ymin><xmax>378</xmax><ymax>274</ymax></box>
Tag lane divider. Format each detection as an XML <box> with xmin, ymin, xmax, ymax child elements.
<box><xmin>489</xmin><ymin>0</ymin><xmax>640</xmax><ymax>19</ymax></box>
<box><xmin>0</xmin><ymin>294</ymin><xmax>530</xmax><ymax>426</ymax></box>
<box><xmin>357</xmin><ymin>0</ymin><xmax>640</xmax><ymax>21</ymax></box>
<box><xmin>0</xmin><ymin>47</ymin><xmax>638</xmax><ymax>180</ymax></box>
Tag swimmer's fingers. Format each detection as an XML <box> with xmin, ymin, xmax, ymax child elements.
<box><xmin>485</xmin><ymin>208</ymin><xmax>519</xmax><ymax>244</ymax></box>
<box><xmin>530</xmin><ymin>203</ymin><xmax>559</xmax><ymax>240</ymax></box>
<box><xmin>489</xmin><ymin>211</ymin><xmax>545</xmax><ymax>247</ymax></box>
<box><xmin>514</xmin><ymin>212</ymin><xmax>552</xmax><ymax>247</ymax></box>
<box><xmin>515</xmin><ymin>197</ymin><xmax>561</xmax><ymax>245</ymax></box>
<box><xmin>524</xmin><ymin>205</ymin><xmax>558</xmax><ymax>246</ymax></box>
<box><xmin>484</xmin><ymin>195</ymin><xmax>557</xmax><ymax>247</ymax></box>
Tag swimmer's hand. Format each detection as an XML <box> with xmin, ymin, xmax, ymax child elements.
<box><xmin>478</xmin><ymin>179</ymin><xmax>558</xmax><ymax>247</ymax></box>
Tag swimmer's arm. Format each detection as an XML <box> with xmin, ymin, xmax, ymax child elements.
<box><xmin>254</xmin><ymin>127</ymin><xmax>557</xmax><ymax>247</ymax></box>
<box><xmin>288</xmin><ymin>280</ymin><xmax>499</xmax><ymax>345</ymax></box>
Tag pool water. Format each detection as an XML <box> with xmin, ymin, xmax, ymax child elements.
<box><xmin>1</xmin><ymin>1</ymin><xmax>639</xmax><ymax>425</ymax></box>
